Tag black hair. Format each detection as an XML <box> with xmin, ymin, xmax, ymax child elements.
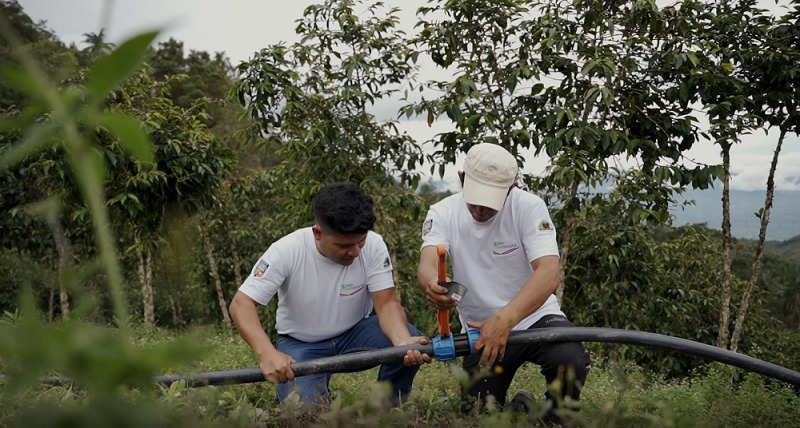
<box><xmin>314</xmin><ymin>182</ymin><xmax>376</xmax><ymax>235</ymax></box>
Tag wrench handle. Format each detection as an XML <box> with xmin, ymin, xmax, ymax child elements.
<box><xmin>436</xmin><ymin>244</ymin><xmax>451</xmax><ymax>337</ymax></box>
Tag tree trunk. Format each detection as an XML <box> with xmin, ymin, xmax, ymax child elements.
<box><xmin>716</xmin><ymin>142</ymin><xmax>734</xmax><ymax>349</ymax></box>
<box><xmin>169</xmin><ymin>295</ymin><xmax>181</xmax><ymax>330</ymax></box>
<box><xmin>146</xmin><ymin>248</ymin><xmax>153</xmax><ymax>317</ymax></box>
<box><xmin>200</xmin><ymin>211</ymin><xmax>234</xmax><ymax>341</ymax></box>
<box><xmin>730</xmin><ymin>129</ymin><xmax>785</xmax><ymax>352</ymax></box>
<box><xmin>136</xmin><ymin>235</ymin><xmax>156</xmax><ymax>328</ymax></box>
<box><xmin>221</xmin><ymin>201</ymin><xmax>243</xmax><ymax>291</ymax></box>
<box><xmin>556</xmin><ymin>178</ymin><xmax>581</xmax><ymax>303</ymax></box>
<box><xmin>787</xmin><ymin>289</ymin><xmax>800</xmax><ymax>333</ymax></box>
<box><xmin>43</xmin><ymin>211</ymin><xmax>71</xmax><ymax>320</ymax></box>
<box><xmin>48</xmin><ymin>289</ymin><xmax>54</xmax><ymax>322</ymax></box>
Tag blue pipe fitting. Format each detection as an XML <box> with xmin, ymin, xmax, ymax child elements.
<box><xmin>432</xmin><ymin>334</ymin><xmax>456</xmax><ymax>360</ymax></box>
<box><xmin>466</xmin><ymin>328</ymin><xmax>481</xmax><ymax>354</ymax></box>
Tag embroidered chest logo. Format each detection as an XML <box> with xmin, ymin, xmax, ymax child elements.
<box><xmin>253</xmin><ymin>259</ymin><xmax>270</xmax><ymax>278</ymax></box>
<box><xmin>492</xmin><ymin>241</ymin><xmax>520</xmax><ymax>256</ymax></box>
<box><xmin>340</xmin><ymin>282</ymin><xmax>367</xmax><ymax>296</ymax></box>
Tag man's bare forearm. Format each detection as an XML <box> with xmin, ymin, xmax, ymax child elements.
<box><xmin>416</xmin><ymin>245</ymin><xmax>439</xmax><ymax>292</ymax></box>
<box><xmin>497</xmin><ymin>255</ymin><xmax>561</xmax><ymax>325</ymax></box>
<box><xmin>229</xmin><ymin>291</ymin><xmax>277</xmax><ymax>358</ymax></box>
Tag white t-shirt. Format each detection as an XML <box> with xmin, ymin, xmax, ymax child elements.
<box><xmin>420</xmin><ymin>188</ymin><xmax>564</xmax><ymax>331</ymax></box>
<box><xmin>239</xmin><ymin>228</ymin><xmax>395</xmax><ymax>342</ymax></box>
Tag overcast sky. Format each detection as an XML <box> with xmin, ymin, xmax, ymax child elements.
<box><xmin>15</xmin><ymin>0</ymin><xmax>800</xmax><ymax>193</ymax></box>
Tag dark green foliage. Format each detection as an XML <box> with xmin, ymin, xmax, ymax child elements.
<box><xmin>565</xmin><ymin>203</ymin><xmax>721</xmax><ymax>376</ymax></box>
<box><xmin>0</xmin><ymin>249</ymin><xmax>53</xmax><ymax>315</ymax></box>
<box><xmin>102</xmin><ymin>71</ymin><xmax>236</xmax><ymax>219</ymax></box>
<box><xmin>146</xmin><ymin>38</ymin><xmax>236</xmax><ymax>127</ymax></box>
<box><xmin>566</xmin><ymin>208</ymin><xmax>800</xmax><ymax>376</ymax></box>
<box><xmin>672</xmin><ymin>225</ymin><xmax>800</xmax><ymax>332</ymax></box>
<box><xmin>406</xmin><ymin>0</ymin><xmax>730</xmax><ymax>192</ymax></box>
<box><xmin>146</xmin><ymin>37</ymin><xmax>272</xmax><ymax>177</ymax></box>
<box><xmin>234</xmin><ymin>0</ymin><xmax>428</xmax><ymax>189</ymax></box>
<box><xmin>0</xmin><ymin>0</ymin><xmax>79</xmax><ymax>110</ymax></box>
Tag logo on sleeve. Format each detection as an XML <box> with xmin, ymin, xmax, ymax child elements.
<box><xmin>538</xmin><ymin>220</ymin><xmax>554</xmax><ymax>232</ymax></box>
<box><xmin>253</xmin><ymin>259</ymin><xmax>270</xmax><ymax>278</ymax></box>
<box><xmin>383</xmin><ymin>257</ymin><xmax>391</xmax><ymax>268</ymax></box>
<box><xmin>421</xmin><ymin>219</ymin><xmax>433</xmax><ymax>237</ymax></box>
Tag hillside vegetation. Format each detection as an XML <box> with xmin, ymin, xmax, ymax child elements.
<box><xmin>766</xmin><ymin>235</ymin><xmax>800</xmax><ymax>263</ymax></box>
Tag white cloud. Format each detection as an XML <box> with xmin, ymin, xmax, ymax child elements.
<box><xmin>20</xmin><ymin>0</ymin><xmax>312</xmax><ymax>64</ymax></box>
<box><xmin>730</xmin><ymin>151</ymin><xmax>800</xmax><ymax>192</ymax></box>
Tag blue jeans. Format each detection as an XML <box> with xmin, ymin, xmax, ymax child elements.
<box><xmin>275</xmin><ymin>315</ymin><xmax>422</xmax><ymax>405</ymax></box>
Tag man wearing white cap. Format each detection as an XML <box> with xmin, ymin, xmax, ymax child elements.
<box><xmin>417</xmin><ymin>143</ymin><xmax>590</xmax><ymax>423</ymax></box>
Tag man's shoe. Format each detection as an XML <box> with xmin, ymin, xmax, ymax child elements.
<box><xmin>504</xmin><ymin>390</ymin><xmax>535</xmax><ymax>413</ymax></box>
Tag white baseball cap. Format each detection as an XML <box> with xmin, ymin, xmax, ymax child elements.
<box><xmin>463</xmin><ymin>143</ymin><xmax>518</xmax><ymax>211</ymax></box>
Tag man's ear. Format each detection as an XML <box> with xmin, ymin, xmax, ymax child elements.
<box><xmin>311</xmin><ymin>225</ymin><xmax>323</xmax><ymax>240</ymax></box>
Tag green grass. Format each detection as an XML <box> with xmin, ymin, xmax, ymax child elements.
<box><xmin>2</xmin><ymin>327</ymin><xmax>799</xmax><ymax>427</ymax></box>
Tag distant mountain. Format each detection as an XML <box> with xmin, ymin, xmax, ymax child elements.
<box><xmin>671</xmin><ymin>188</ymin><xmax>799</xmax><ymax>242</ymax></box>
<box><xmin>766</xmin><ymin>235</ymin><xmax>800</xmax><ymax>263</ymax></box>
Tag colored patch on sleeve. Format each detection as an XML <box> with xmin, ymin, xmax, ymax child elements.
<box><xmin>383</xmin><ymin>257</ymin><xmax>391</xmax><ymax>268</ymax></box>
<box><xmin>421</xmin><ymin>219</ymin><xmax>433</xmax><ymax>237</ymax></box>
<box><xmin>253</xmin><ymin>259</ymin><xmax>270</xmax><ymax>278</ymax></box>
<box><xmin>538</xmin><ymin>220</ymin><xmax>554</xmax><ymax>231</ymax></box>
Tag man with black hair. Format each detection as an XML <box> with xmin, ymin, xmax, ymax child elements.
<box><xmin>231</xmin><ymin>182</ymin><xmax>430</xmax><ymax>406</ymax></box>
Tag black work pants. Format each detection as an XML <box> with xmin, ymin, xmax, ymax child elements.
<box><xmin>461</xmin><ymin>314</ymin><xmax>590</xmax><ymax>411</ymax></box>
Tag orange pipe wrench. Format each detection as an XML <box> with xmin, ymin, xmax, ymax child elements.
<box><xmin>436</xmin><ymin>243</ymin><xmax>451</xmax><ymax>337</ymax></box>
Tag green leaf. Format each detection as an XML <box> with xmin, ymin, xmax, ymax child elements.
<box><xmin>98</xmin><ymin>111</ymin><xmax>153</xmax><ymax>163</ymax></box>
<box><xmin>0</xmin><ymin>67</ymin><xmax>48</xmax><ymax>103</ymax></box>
<box><xmin>584</xmin><ymin>87</ymin><xmax>600</xmax><ymax>104</ymax></box>
<box><xmin>0</xmin><ymin>121</ymin><xmax>58</xmax><ymax>170</ymax></box>
<box><xmin>581</xmin><ymin>59</ymin><xmax>599</xmax><ymax>76</ymax></box>
<box><xmin>86</xmin><ymin>31</ymin><xmax>160</xmax><ymax>100</ymax></box>
<box><xmin>686</xmin><ymin>51</ymin><xmax>699</xmax><ymax>67</ymax></box>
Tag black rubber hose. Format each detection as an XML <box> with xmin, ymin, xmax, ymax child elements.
<box><xmin>27</xmin><ymin>344</ymin><xmax>433</xmax><ymax>388</ymax></box>
<box><xmin>504</xmin><ymin>327</ymin><xmax>800</xmax><ymax>385</ymax></box>
<box><xmin>21</xmin><ymin>327</ymin><xmax>800</xmax><ymax>387</ymax></box>
<box><xmin>153</xmin><ymin>343</ymin><xmax>435</xmax><ymax>387</ymax></box>
<box><xmin>140</xmin><ymin>327</ymin><xmax>800</xmax><ymax>387</ymax></box>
